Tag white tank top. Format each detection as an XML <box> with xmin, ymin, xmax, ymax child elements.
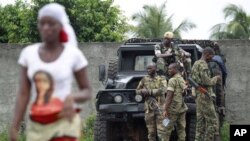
<box><xmin>18</xmin><ymin>43</ymin><xmax>88</xmax><ymax>102</ymax></box>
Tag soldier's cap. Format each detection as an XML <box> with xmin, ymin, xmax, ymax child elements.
<box><xmin>164</xmin><ymin>31</ymin><xmax>174</xmax><ymax>39</ymax></box>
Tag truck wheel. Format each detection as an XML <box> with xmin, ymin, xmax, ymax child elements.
<box><xmin>107</xmin><ymin>59</ymin><xmax>118</xmax><ymax>80</ymax></box>
<box><xmin>186</xmin><ymin>114</ymin><xmax>196</xmax><ymax>141</ymax></box>
<box><xmin>94</xmin><ymin>113</ymin><xmax>110</xmax><ymax>141</ymax></box>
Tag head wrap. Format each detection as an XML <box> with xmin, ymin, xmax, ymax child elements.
<box><xmin>38</xmin><ymin>3</ymin><xmax>77</xmax><ymax>48</ymax></box>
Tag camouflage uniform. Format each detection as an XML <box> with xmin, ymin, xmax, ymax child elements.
<box><xmin>154</xmin><ymin>44</ymin><xmax>181</xmax><ymax>74</ymax></box>
<box><xmin>191</xmin><ymin>60</ymin><xmax>219</xmax><ymax>141</ymax></box>
<box><xmin>154</xmin><ymin>44</ymin><xmax>192</xmax><ymax>77</ymax></box>
<box><xmin>208</xmin><ymin>61</ymin><xmax>225</xmax><ymax>137</ymax></box>
<box><xmin>165</xmin><ymin>74</ymin><xmax>188</xmax><ymax>141</ymax></box>
<box><xmin>136</xmin><ymin>75</ymin><xmax>167</xmax><ymax>141</ymax></box>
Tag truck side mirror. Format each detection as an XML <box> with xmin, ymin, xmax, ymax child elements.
<box><xmin>99</xmin><ymin>64</ymin><xmax>106</xmax><ymax>81</ymax></box>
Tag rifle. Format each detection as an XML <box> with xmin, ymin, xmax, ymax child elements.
<box><xmin>141</xmin><ymin>87</ymin><xmax>162</xmax><ymax>113</ymax></box>
<box><xmin>187</xmin><ymin>77</ymin><xmax>211</xmax><ymax>100</ymax></box>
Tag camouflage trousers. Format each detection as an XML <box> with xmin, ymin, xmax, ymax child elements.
<box><xmin>156</xmin><ymin>58</ymin><xmax>168</xmax><ymax>76</ymax></box>
<box><xmin>183</xmin><ymin>58</ymin><xmax>192</xmax><ymax>75</ymax></box>
<box><xmin>165</xmin><ymin>112</ymin><xmax>186</xmax><ymax>141</ymax></box>
<box><xmin>215</xmin><ymin>111</ymin><xmax>220</xmax><ymax>136</ymax></box>
<box><xmin>156</xmin><ymin>57</ymin><xmax>192</xmax><ymax>77</ymax></box>
<box><xmin>145</xmin><ymin>111</ymin><xmax>167</xmax><ymax>141</ymax></box>
<box><xmin>195</xmin><ymin>95</ymin><xmax>217</xmax><ymax>141</ymax></box>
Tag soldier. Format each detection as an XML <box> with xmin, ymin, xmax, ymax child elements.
<box><xmin>136</xmin><ymin>63</ymin><xmax>167</xmax><ymax>141</ymax></box>
<box><xmin>208</xmin><ymin>58</ymin><xmax>225</xmax><ymax>141</ymax></box>
<box><xmin>163</xmin><ymin>63</ymin><xmax>188</xmax><ymax>141</ymax></box>
<box><xmin>191</xmin><ymin>47</ymin><xmax>221</xmax><ymax>141</ymax></box>
<box><xmin>154</xmin><ymin>32</ymin><xmax>191</xmax><ymax>77</ymax></box>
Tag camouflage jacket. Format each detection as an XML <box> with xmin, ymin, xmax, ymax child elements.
<box><xmin>208</xmin><ymin>61</ymin><xmax>224</xmax><ymax>106</ymax></box>
<box><xmin>191</xmin><ymin>60</ymin><xmax>218</xmax><ymax>97</ymax></box>
<box><xmin>136</xmin><ymin>75</ymin><xmax>167</xmax><ymax>113</ymax></box>
<box><xmin>167</xmin><ymin>74</ymin><xmax>188</xmax><ymax>114</ymax></box>
<box><xmin>154</xmin><ymin>44</ymin><xmax>182</xmax><ymax>64</ymax></box>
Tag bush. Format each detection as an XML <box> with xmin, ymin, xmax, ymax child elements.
<box><xmin>0</xmin><ymin>130</ymin><xmax>8</xmax><ymax>141</ymax></box>
<box><xmin>0</xmin><ymin>130</ymin><xmax>26</xmax><ymax>141</ymax></box>
<box><xmin>221</xmin><ymin>121</ymin><xmax>230</xmax><ymax>141</ymax></box>
<box><xmin>81</xmin><ymin>114</ymin><xmax>96</xmax><ymax>141</ymax></box>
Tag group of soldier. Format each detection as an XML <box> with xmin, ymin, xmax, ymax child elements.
<box><xmin>136</xmin><ymin>32</ymin><xmax>226</xmax><ymax>141</ymax></box>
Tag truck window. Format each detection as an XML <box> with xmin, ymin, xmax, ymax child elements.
<box><xmin>134</xmin><ymin>56</ymin><xmax>154</xmax><ymax>71</ymax></box>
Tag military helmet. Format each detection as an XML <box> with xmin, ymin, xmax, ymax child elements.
<box><xmin>164</xmin><ymin>31</ymin><xmax>174</xmax><ymax>39</ymax></box>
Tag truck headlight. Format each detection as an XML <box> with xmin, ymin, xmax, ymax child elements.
<box><xmin>135</xmin><ymin>95</ymin><xmax>143</xmax><ymax>102</ymax></box>
<box><xmin>114</xmin><ymin>95</ymin><xmax>123</xmax><ymax>103</ymax></box>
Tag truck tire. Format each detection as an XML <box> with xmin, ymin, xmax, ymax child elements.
<box><xmin>186</xmin><ymin>114</ymin><xmax>196</xmax><ymax>141</ymax></box>
<box><xmin>94</xmin><ymin>113</ymin><xmax>110</xmax><ymax>141</ymax></box>
<box><xmin>107</xmin><ymin>59</ymin><xmax>118</xmax><ymax>80</ymax></box>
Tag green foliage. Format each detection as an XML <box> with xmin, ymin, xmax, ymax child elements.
<box><xmin>0</xmin><ymin>0</ymin><xmax>36</xmax><ymax>43</ymax></box>
<box><xmin>81</xmin><ymin>114</ymin><xmax>96</xmax><ymax>141</ymax></box>
<box><xmin>210</xmin><ymin>4</ymin><xmax>250</xmax><ymax>39</ymax></box>
<box><xmin>0</xmin><ymin>130</ymin><xmax>26</xmax><ymax>141</ymax></box>
<box><xmin>0</xmin><ymin>0</ymin><xmax>129</xmax><ymax>43</ymax></box>
<box><xmin>221</xmin><ymin>121</ymin><xmax>230</xmax><ymax>141</ymax></box>
<box><xmin>132</xmin><ymin>1</ymin><xmax>196</xmax><ymax>38</ymax></box>
<box><xmin>0</xmin><ymin>130</ymin><xmax>9</xmax><ymax>141</ymax></box>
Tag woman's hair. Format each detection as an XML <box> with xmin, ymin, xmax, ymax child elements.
<box><xmin>33</xmin><ymin>71</ymin><xmax>54</xmax><ymax>104</ymax></box>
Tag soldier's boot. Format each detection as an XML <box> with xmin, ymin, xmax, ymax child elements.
<box><xmin>214</xmin><ymin>135</ymin><xmax>221</xmax><ymax>141</ymax></box>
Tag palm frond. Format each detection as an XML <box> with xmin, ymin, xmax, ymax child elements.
<box><xmin>228</xmin><ymin>21</ymin><xmax>248</xmax><ymax>39</ymax></box>
<box><xmin>210</xmin><ymin>4</ymin><xmax>250</xmax><ymax>39</ymax></box>
<box><xmin>209</xmin><ymin>23</ymin><xmax>228</xmax><ymax>39</ymax></box>
<box><xmin>131</xmin><ymin>1</ymin><xmax>195</xmax><ymax>38</ymax></box>
<box><xmin>173</xmin><ymin>19</ymin><xmax>196</xmax><ymax>38</ymax></box>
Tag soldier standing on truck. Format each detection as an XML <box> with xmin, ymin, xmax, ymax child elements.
<box><xmin>154</xmin><ymin>32</ymin><xmax>192</xmax><ymax>78</ymax></box>
<box><xmin>136</xmin><ymin>63</ymin><xmax>168</xmax><ymax>141</ymax></box>
<box><xmin>163</xmin><ymin>63</ymin><xmax>188</xmax><ymax>141</ymax></box>
<box><xmin>191</xmin><ymin>47</ymin><xmax>221</xmax><ymax>141</ymax></box>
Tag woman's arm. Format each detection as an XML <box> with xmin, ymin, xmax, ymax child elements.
<box><xmin>73</xmin><ymin>67</ymin><xmax>92</xmax><ymax>103</ymax></box>
<box><xmin>9</xmin><ymin>67</ymin><xmax>31</xmax><ymax>141</ymax></box>
<box><xmin>60</xmin><ymin>67</ymin><xmax>92</xmax><ymax>121</ymax></box>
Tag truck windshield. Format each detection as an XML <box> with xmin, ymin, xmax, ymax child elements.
<box><xmin>120</xmin><ymin>50</ymin><xmax>155</xmax><ymax>72</ymax></box>
<box><xmin>134</xmin><ymin>56</ymin><xmax>154</xmax><ymax>71</ymax></box>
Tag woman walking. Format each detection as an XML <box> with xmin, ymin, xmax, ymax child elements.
<box><xmin>9</xmin><ymin>3</ymin><xmax>91</xmax><ymax>141</ymax></box>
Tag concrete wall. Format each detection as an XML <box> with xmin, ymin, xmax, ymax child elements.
<box><xmin>0</xmin><ymin>40</ymin><xmax>250</xmax><ymax>130</ymax></box>
<box><xmin>219</xmin><ymin>40</ymin><xmax>250</xmax><ymax>124</ymax></box>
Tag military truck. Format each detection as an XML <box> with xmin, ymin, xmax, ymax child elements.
<box><xmin>94</xmin><ymin>38</ymin><xmax>224</xmax><ymax>141</ymax></box>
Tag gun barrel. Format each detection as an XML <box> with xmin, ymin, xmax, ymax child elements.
<box><xmin>187</xmin><ymin>77</ymin><xmax>199</xmax><ymax>88</ymax></box>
